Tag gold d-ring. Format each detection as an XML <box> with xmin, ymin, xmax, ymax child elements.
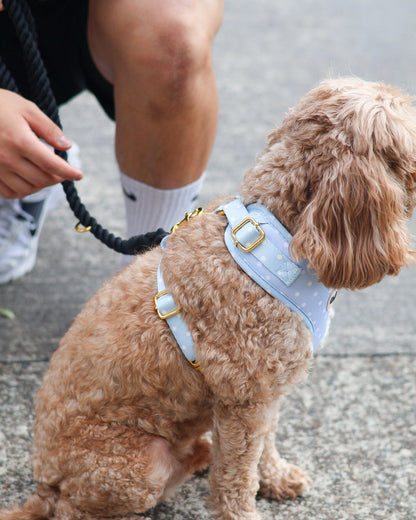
<box><xmin>75</xmin><ymin>222</ymin><xmax>92</xmax><ymax>233</ymax></box>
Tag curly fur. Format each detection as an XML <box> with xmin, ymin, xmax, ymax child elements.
<box><xmin>1</xmin><ymin>78</ymin><xmax>416</xmax><ymax>520</ymax></box>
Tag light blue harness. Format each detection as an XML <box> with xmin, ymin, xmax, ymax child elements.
<box><xmin>154</xmin><ymin>198</ymin><xmax>336</xmax><ymax>368</ymax></box>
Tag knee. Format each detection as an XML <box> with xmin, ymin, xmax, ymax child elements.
<box><xmin>132</xmin><ymin>11</ymin><xmax>217</xmax><ymax>100</ymax></box>
<box><xmin>118</xmin><ymin>2</ymin><xmax>222</xmax><ymax>102</ymax></box>
<box><xmin>89</xmin><ymin>0</ymin><xmax>222</xmax><ymax>108</ymax></box>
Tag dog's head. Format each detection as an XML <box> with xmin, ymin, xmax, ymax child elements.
<box><xmin>239</xmin><ymin>78</ymin><xmax>416</xmax><ymax>289</ymax></box>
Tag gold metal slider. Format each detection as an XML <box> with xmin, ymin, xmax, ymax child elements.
<box><xmin>154</xmin><ymin>290</ymin><xmax>181</xmax><ymax>319</ymax></box>
<box><xmin>231</xmin><ymin>217</ymin><xmax>265</xmax><ymax>252</ymax></box>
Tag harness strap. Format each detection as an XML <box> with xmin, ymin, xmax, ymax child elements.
<box><xmin>221</xmin><ymin>199</ymin><xmax>335</xmax><ymax>350</ymax></box>
<box><xmin>154</xmin><ymin>237</ymin><xmax>200</xmax><ymax>369</ymax></box>
<box><xmin>222</xmin><ymin>199</ymin><xmax>301</xmax><ymax>285</ymax></box>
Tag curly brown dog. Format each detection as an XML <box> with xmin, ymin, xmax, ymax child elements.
<box><xmin>2</xmin><ymin>78</ymin><xmax>416</xmax><ymax>520</ymax></box>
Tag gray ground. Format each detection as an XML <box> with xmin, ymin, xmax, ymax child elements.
<box><xmin>1</xmin><ymin>1</ymin><xmax>415</xmax><ymax>519</ymax></box>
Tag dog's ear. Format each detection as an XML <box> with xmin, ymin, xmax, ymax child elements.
<box><xmin>290</xmin><ymin>153</ymin><xmax>415</xmax><ymax>290</ymax></box>
<box><xmin>287</xmin><ymin>79</ymin><xmax>416</xmax><ymax>290</ymax></box>
<box><xmin>242</xmin><ymin>79</ymin><xmax>416</xmax><ymax>290</ymax></box>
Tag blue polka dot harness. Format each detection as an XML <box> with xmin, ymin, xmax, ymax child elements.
<box><xmin>154</xmin><ymin>198</ymin><xmax>336</xmax><ymax>369</ymax></box>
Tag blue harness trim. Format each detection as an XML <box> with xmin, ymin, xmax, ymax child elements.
<box><xmin>220</xmin><ymin>199</ymin><xmax>334</xmax><ymax>351</ymax></box>
<box><xmin>154</xmin><ymin>199</ymin><xmax>336</xmax><ymax>368</ymax></box>
<box><xmin>155</xmin><ymin>236</ymin><xmax>200</xmax><ymax>369</ymax></box>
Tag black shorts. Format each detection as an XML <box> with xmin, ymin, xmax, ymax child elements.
<box><xmin>0</xmin><ymin>0</ymin><xmax>115</xmax><ymax>120</ymax></box>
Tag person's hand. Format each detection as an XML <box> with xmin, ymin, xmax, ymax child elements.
<box><xmin>0</xmin><ymin>89</ymin><xmax>83</xmax><ymax>198</ymax></box>
<box><xmin>0</xmin><ymin>1</ymin><xmax>4</xmax><ymax>11</ymax></box>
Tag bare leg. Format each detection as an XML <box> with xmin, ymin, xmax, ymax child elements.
<box><xmin>87</xmin><ymin>0</ymin><xmax>223</xmax><ymax>188</ymax></box>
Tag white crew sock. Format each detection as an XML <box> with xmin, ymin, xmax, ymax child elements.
<box><xmin>120</xmin><ymin>171</ymin><xmax>206</xmax><ymax>261</ymax></box>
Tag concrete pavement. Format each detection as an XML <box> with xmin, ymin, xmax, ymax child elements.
<box><xmin>1</xmin><ymin>1</ymin><xmax>415</xmax><ymax>518</ymax></box>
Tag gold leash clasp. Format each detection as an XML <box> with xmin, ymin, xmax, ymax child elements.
<box><xmin>75</xmin><ymin>221</ymin><xmax>92</xmax><ymax>233</ymax></box>
<box><xmin>170</xmin><ymin>207</ymin><xmax>208</xmax><ymax>233</ymax></box>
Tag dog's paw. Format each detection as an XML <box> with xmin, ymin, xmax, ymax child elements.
<box><xmin>191</xmin><ymin>436</ymin><xmax>213</xmax><ymax>474</ymax></box>
<box><xmin>258</xmin><ymin>459</ymin><xmax>311</xmax><ymax>501</ymax></box>
<box><xmin>181</xmin><ymin>436</ymin><xmax>212</xmax><ymax>477</ymax></box>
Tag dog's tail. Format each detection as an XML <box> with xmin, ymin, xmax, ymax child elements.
<box><xmin>0</xmin><ymin>485</ymin><xmax>58</xmax><ymax>520</ymax></box>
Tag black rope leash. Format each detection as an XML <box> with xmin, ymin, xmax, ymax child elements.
<box><xmin>0</xmin><ymin>0</ymin><xmax>168</xmax><ymax>255</ymax></box>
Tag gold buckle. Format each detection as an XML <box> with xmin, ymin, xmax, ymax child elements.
<box><xmin>231</xmin><ymin>218</ymin><xmax>265</xmax><ymax>252</ymax></box>
<box><xmin>154</xmin><ymin>290</ymin><xmax>181</xmax><ymax>319</ymax></box>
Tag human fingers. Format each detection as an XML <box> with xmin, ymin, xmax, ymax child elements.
<box><xmin>0</xmin><ymin>170</ymin><xmax>38</xmax><ymax>199</ymax></box>
<box><xmin>22</xmin><ymin>137</ymin><xmax>83</xmax><ymax>183</ymax></box>
<box><xmin>0</xmin><ymin>144</ymin><xmax>80</xmax><ymax>198</ymax></box>
<box><xmin>0</xmin><ymin>90</ymin><xmax>70</xmax><ymax>151</ymax></box>
<box><xmin>23</xmin><ymin>99</ymin><xmax>74</xmax><ymax>152</ymax></box>
<box><xmin>0</xmin><ymin>91</ymin><xmax>83</xmax><ymax>183</ymax></box>
<box><xmin>2</xmin><ymin>153</ymin><xmax>71</xmax><ymax>197</ymax></box>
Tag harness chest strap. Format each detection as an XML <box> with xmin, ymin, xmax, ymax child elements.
<box><xmin>154</xmin><ymin>198</ymin><xmax>336</xmax><ymax>369</ymax></box>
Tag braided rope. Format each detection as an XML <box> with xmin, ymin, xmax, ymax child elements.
<box><xmin>1</xmin><ymin>0</ymin><xmax>168</xmax><ymax>255</ymax></box>
<box><xmin>0</xmin><ymin>58</ymin><xmax>20</xmax><ymax>93</ymax></box>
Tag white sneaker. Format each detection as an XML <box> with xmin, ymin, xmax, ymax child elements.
<box><xmin>0</xmin><ymin>144</ymin><xmax>81</xmax><ymax>284</ymax></box>
<box><xmin>0</xmin><ymin>185</ymin><xmax>64</xmax><ymax>284</ymax></box>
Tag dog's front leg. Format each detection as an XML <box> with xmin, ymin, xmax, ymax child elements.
<box><xmin>208</xmin><ymin>400</ymin><xmax>268</xmax><ymax>520</ymax></box>
<box><xmin>258</xmin><ymin>430</ymin><xmax>311</xmax><ymax>501</ymax></box>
